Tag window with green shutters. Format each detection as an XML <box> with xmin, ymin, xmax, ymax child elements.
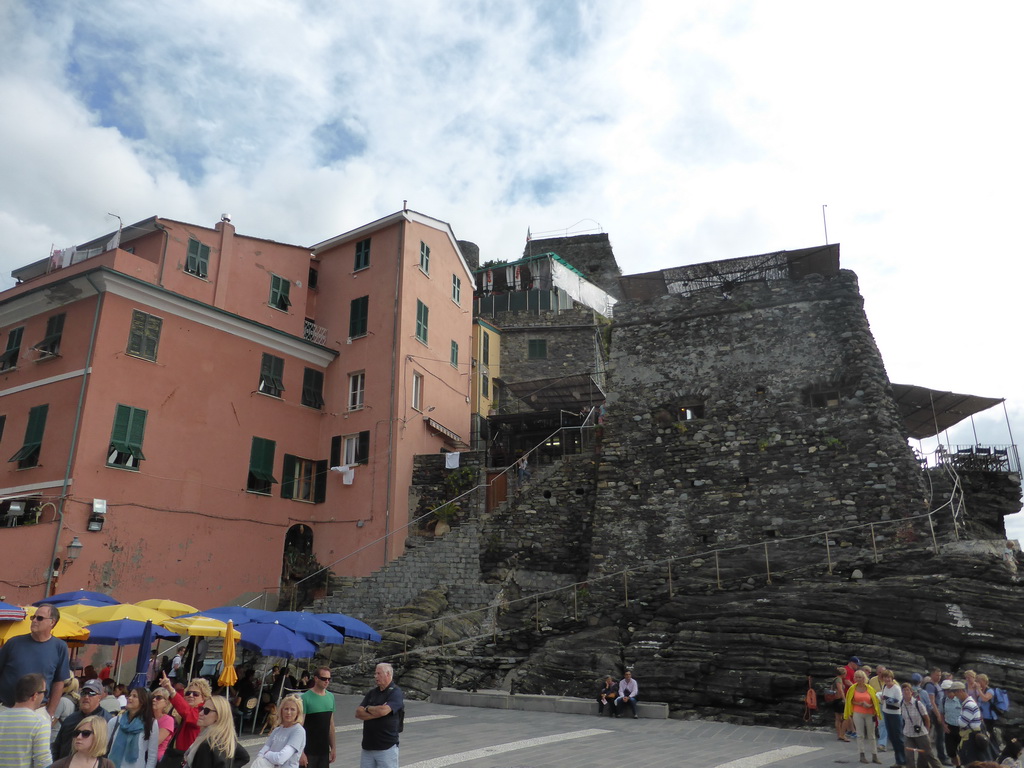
<box><xmin>9</xmin><ymin>404</ymin><xmax>48</xmax><ymax>469</ymax></box>
<box><xmin>269</xmin><ymin>274</ymin><xmax>291</xmax><ymax>311</ymax></box>
<box><xmin>528</xmin><ymin>339</ymin><xmax>548</xmax><ymax>359</ymax></box>
<box><xmin>108</xmin><ymin>404</ymin><xmax>147</xmax><ymax>469</ymax></box>
<box><xmin>450</xmin><ymin>340</ymin><xmax>458</xmax><ymax>368</ymax></box>
<box><xmin>258</xmin><ymin>354</ymin><xmax>285</xmax><ymax>398</ymax></box>
<box><xmin>419</xmin><ymin>241</ymin><xmax>430</xmax><ymax>273</ymax></box>
<box><xmin>247</xmin><ymin>437</ymin><xmax>277</xmax><ymax>494</ymax></box>
<box><xmin>281</xmin><ymin>455</ymin><xmax>328</xmax><ymax>503</ymax></box>
<box><xmin>452</xmin><ymin>274</ymin><xmax>461</xmax><ymax>304</ymax></box>
<box><xmin>185</xmin><ymin>238</ymin><xmax>210</xmax><ymax>278</ymax></box>
<box><xmin>34</xmin><ymin>314</ymin><xmax>66</xmax><ymax>358</ymax></box>
<box><xmin>482</xmin><ymin>332</ymin><xmax>490</xmax><ymax>365</ymax></box>
<box><xmin>354</xmin><ymin>238</ymin><xmax>371</xmax><ymax>271</ymax></box>
<box><xmin>0</xmin><ymin>327</ymin><xmax>24</xmax><ymax>371</ymax></box>
<box><xmin>349</xmin><ymin>296</ymin><xmax>369</xmax><ymax>338</ymax></box>
<box><xmin>126</xmin><ymin>311</ymin><xmax>162</xmax><ymax>361</ymax></box>
<box><xmin>301</xmin><ymin>368</ymin><xmax>325</xmax><ymax>409</ymax></box>
<box><xmin>415</xmin><ymin>300</ymin><xmax>429</xmax><ymax>343</ymax></box>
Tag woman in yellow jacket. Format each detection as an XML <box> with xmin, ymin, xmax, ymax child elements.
<box><xmin>844</xmin><ymin>670</ymin><xmax>883</xmax><ymax>764</ymax></box>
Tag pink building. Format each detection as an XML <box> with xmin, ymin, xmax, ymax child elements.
<box><xmin>0</xmin><ymin>210</ymin><xmax>473</xmax><ymax>607</ymax></box>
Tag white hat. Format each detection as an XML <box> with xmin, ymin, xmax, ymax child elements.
<box><xmin>940</xmin><ymin>680</ymin><xmax>953</xmax><ymax>690</ymax></box>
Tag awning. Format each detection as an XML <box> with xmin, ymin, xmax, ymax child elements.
<box><xmin>890</xmin><ymin>383</ymin><xmax>1004</xmax><ymax>440</ymax></box>
<box><xmin>504</xmin><ymin>374</ymin><xmax>606</xmax><ymax>413</ymax></box>
<box><xmin>425</xmin><ymin>417</ymin><xmax>464</xmax><ymax>446</ymax></box>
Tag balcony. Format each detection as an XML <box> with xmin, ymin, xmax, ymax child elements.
<box><xmin>303</xmin><ymin>320</ymin><xmax>328</xmax><ymax>346</ymax></box>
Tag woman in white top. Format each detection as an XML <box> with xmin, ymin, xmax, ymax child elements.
<box><xmin>256</xmin><ymin>694</ymin><xmax>306</xmax><ymax>768</ymax></box>
<box><xmin>107</xmin><ymin>687</ymin><xmax>160</xmax><ymax>768</ymax></box>
<box><xmin>877</xmin><ymin>671</ymin><xmax>905</xmax><ymax>767</ymax></box>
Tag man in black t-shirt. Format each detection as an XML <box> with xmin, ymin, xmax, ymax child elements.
<box><xmin>354</xmin><ymin>663</ymin><xmax>404</xmax><ymax>768</ymax></box>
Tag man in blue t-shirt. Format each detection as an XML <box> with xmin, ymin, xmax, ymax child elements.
<box><xmin>0</xmin><ymin>604</ymin><xmax>70</xmax><ymax>718</ymax></box>
<box><xmin>355</xmin><ymin>663</ymin><xmax>404</xmax><ymax>768</ymax></box>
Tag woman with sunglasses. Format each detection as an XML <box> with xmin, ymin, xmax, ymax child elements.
<box><xmin>151</xmin><ymin>688</ymin><xmax>176</xmax><ymax>761</ymax></box>
<box><xmin>108</xmin><ymin>687</ymin><xmax>159</xmax><ymax>768</ymax></box>
<box><xmin>159</xmin><ymin>672</ymin><xmax>212</xmax><ymax>766</ymax></box>
<box><xmin>184</xmin><ymin>696</ymin><xmax>249</xmax><ymax>768</ymax></box>
<box><xmin>49</xmin><ymin>714</ymin><xmax>115</xmax><ymax>768</ymax></box>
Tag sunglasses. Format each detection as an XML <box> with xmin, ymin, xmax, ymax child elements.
<box><xmin>73</xmin><ymin>729</ymin><xmax>94</xmax><ymax>738</ymax></box>
<box><xmin>31</xmin><ymin>615</ymin><xmax>52</xmax><ymax>621</ymax></box>
<box><xmin>184</xmin><ymin>691</ymin><xmax>202</xmax><ymax>697</ymax></box>
<box><xmin>317</xmin><ymin>675</ymin><xmax>331</xmax><ymax>682</ymax></box>
<box><xmin>152</xmin><ymin>695</ymin><xmax>166</xmax><ymax>701</ymax></box>
<box><xmin>200</xmin><ymin>706</ymin><xmax>216</xmax><ymax>715</ymax></box>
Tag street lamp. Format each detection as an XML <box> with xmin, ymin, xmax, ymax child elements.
<box><xmin>62</xmin><ymin>536</ymin><xmax>83</xmax><ymax>574</ymax></box>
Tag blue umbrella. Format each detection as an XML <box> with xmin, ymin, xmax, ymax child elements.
<box><xmin>85</xmin><ymin>618</ymin><xmax>177</xmax><ymax>646</ymax></box>
<box><xmin>0</xmin><ymin>601</ymin><xmax>26</xmax><ymax>621</ymax></box>
<box><xmin>235</xmin><ymin>621</ymin><xmax>316</xmax><ymax>659</ymax></box>
<box><xmin>252</xmin><ymin>612</ymin><xmax>344</xmax><ymax>645</ymax></box>
<box><xmin>38</xmin><ymin>590</ymin><xmax>119</xmax><ymax>607</ymax></box>
<box><xmin>187</xmin><ymin>606</ymin><xmax>275</xmax><ymax>623</ymax></box>
<box><xmin>315</xmin><ymin>613</ymin><xmax>381</xmax><ymax>642</ymax></box>
<box><xmin>129</xmin><ymin>620</ymin><xmax>158</xmax><ymax>689</ymax></box>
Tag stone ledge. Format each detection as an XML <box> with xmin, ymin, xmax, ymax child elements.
<box><xmin>427</xmin><ymin>688</ymin><xmax>668</xmax><ymax>718</ymax></box>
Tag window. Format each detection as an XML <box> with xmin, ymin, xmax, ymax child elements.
<box><xmin>528</xmin><ymin>339</ymin><xmax>547</xmax><ymax>359</ymax></box>
<box><xmin>1</xmin><ymin>327</ymin><xmax>24</xmax><ymax>371</ymax></box>
<box><xmin>126</xmin><ymin>311</ymin><xmax>162</xmax><ymax>362</ymax></box>
<box><xmin>349</xmin><ymin>296</ymin><xmax>369</xmax><ymax>338</ymax></box>
<box><xmin>308</xmin><ymin>266</ymin><xmax>319</xmax><ymax>290</ymax></box>
<box><xmin>34</xmin><ymin>314</ymin><xmax>66</xmax><ymax>358</ymax></box>
<box><xmin>419</xmin><ymin>241</ymin><xmax>430</xmax><ymax>274</ymax></box>
<box><xmin>259</xmin><ymin>354</ymin><xmax>285</xmax><ymax>397</ymax></box>
<box><xmin>482</xmin><ymin>332</ymin><xmax>490</xmax><ymax>365</ymax></box>
<box><xmin>450</xmin><ymin>340</ymin><xmax>459</xmax><ymax>368</ymax></box>
<box><xmin>281</xmin><ymin>455</ymin><xmax>327</xmax><ymax>503</ymax></box>
<box><xmin>269</xmin><ymin>274</ymin><xmax>291</xmax><ymax>311</ymax></box>
<box><xmin>343</xmin><ymin>431</ymin><xmax>370</xmax><ymax>465</ymax></box>
<box><xmin>9</xmin><ymin>404</ymin><xmax>48</xmax><ymax>469</ymax></box>
<box><xmin>809</xmin><ymin>390</ymin><xmax>841</xmax><ymax>408</ymax></box>
<box><xmin>679</xmin><ymin>404</ymin><xmax>705</xmax><ymax>421</ymax></box>
<box><xmin>415</xmin><ymin>301</ymin><xmax>429</xmax><ymax>344</ymax></box>
<box><xmin>301</xmin><ymin>368</ymin><xmax>325</xmax><ymax>409</ymax></box>
<box><xmin>108</xmin><ymin>404</ymin><xmax>147</xmax><ymax>469</ymax></box>
<box><xmin>481</xmin><ymin>374</ymin><xmax>489</xmax><ymax>398</ymax></box>
<box><xmin>246</xmin><ymin>437</ymin><xmax>277</xmax><ymax>494</ymax></box>
<box><xmin>354</xmin><ymin>238</ymin><xmax>371</xmax><ymax>271</ymax></box>
<box><xmin>0</xmin><ymin>415</ymin><xmax>5</xmax><ymax>444</ymax></box>
<box><xmin>348</xmin><ymin>372</ymin><xmax>365</xmax><ymax>411</ymax></box>
<box><xmin>452</xmin><ymin>274</ymin><xmax>461</xmax><ymax>304</ymax></box>
<box><xmin>412</xmin><ymin>372</ymin><xmax>424</xmax><ymax>411</ymax></box>
<box><xmin>185</xmin><ymin>238</ymin><xmax>210</xmax><ymax>278</ymax></box>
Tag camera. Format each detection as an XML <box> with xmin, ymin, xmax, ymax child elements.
<box><xmin>913</xmin><ymin>725</ymin><xmax>922</xmax><ymax>734</ymax></box>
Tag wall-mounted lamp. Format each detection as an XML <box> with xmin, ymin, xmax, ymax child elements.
<box><xmin>62</xmin><ymin>536</ymin><xmax>83</xmax><ymax>573</ymax></box>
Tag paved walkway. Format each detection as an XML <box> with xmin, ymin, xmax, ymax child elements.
<box><xmin>240</xmin><ymin>693</ymin><xmax>867</xmax><ymax>767</ymax></box>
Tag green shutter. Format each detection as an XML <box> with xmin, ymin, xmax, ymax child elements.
<box><xmin>110</xmin><ymin>405</ymin><xmax>147</xmax><ymax>460</ymax></box>
<box><xmin>281</xmin><ymin>454</ymin><xmax>296</xmax><ymax>499</ymax></box>
<box><xmin>330</xmin><ymin>436</ymin><xmax>342</xmax><ymax>468</ymax></box>
<box><xmin>186</xmin><ymin>239</ymin><xmax>210</xmax><ymax>278</ymax></box>
<box><xmin>349</xmin><ymin>296</ymin><xmax>368</xmax><ymax>338</ymax></box>
<box><xmin>270</xmin><ymin>275</ymin><xmax>291</xmax><ymax>310</ymax></box>
<box><xmin>248</xmin><ymin>437</ymin><xmax>278</xmax><ymax>483</ymax></box>
<box><xmin>9</xmin><ymin>404</ymin><xmax>48</xmax><ymax>463</ymax></box>
<box><xmin>313</xmin><ymin>459</ymin><xmax>328</xmax><ymax>503</ymax></box>
<box><xmin>357</xmin><ymin>431</ymin><xmax>370</xmax><ymax>464</ymax></box>
<box><xmin>416</xmin><ymin>301</ymin><xmax>429</xmax><ymax>342</ymax></box>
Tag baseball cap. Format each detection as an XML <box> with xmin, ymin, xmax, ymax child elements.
<box><xmin>911</xmin><ymin>673</ymin><xmax>923</xmax><ymax>684</ymax></box>
<box><xmin>948</xmin><ymin>681</ymin><xmax>966</xmax><ymax>691</ymax></box>
<box><xmin>940</xmin><ymin>680</ymin><xmax>953</xmax><ymax>690</ymax></box>
<box><xmin>849</xmin><ymin>656</ymin><xmax>861</xmax><ymax>665</ymax></box>
<box><xmin>81</xmin><ymin>680</ymin><xmax>103</xmax><ymax>696</ymax></box>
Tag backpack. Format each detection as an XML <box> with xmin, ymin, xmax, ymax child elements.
<box><xmin>803</xmin><ymin>676</ymin><xmax>818</xmax><ymax>721</ymax></box>
<box><xmin>992</xmin><ymin>688</ymin><xmax>1010</xmax><ymax>717</ymax></box>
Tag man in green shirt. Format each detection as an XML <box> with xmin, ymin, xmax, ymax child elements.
<box><xmin>301</xmin><ymin>667</ymin><xmax>336</xmax><ymax>768</ymax></box>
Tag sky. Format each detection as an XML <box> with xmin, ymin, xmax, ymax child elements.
<box><xmin>1</xmin><ymin>0</ymin><xmax>1021</xmax><ymax>542</ymax></box>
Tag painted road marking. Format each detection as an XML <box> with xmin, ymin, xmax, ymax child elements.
<box><xmin>713</xmin><ymin>745</ymin><xmax>822</xmax><ymax>767</ymax></box>
<box><xmin>403</xmin><ymin>728</ymin><xmax>612</xmax><ymax>768</ymax></box>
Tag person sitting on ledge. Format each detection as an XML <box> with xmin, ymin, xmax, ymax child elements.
<box><xmin>596</xmin><ymin>676</ymin><xmax>617</xmax><ymax>717</ymax></box>
<box><xmin>616</xmin><ymin>670</ymin><xmax>639</xmax><ymax>719</ymax></box>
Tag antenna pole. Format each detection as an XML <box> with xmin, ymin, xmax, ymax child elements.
<box><xmin>821</xmin><ymin>204</ymin><xmax>829</xmax><ymax>244</ymax></box>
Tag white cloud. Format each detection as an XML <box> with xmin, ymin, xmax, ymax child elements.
<box><xmin>1</xmin><ymin>0</ymin><xmax>1022</xmax><ymax>534</ymax></box>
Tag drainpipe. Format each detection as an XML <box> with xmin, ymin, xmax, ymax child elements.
<box><xmin>45</xmin><ymin>275</ymin><xmax>105</xmax><ymax>596</ymax></box>
<box><xmin>155</xmin><ymin>221</ymin><xmax>170</xmax><ymax>288</ymax></box>
<box><xmin>383</xmin><ymin>218</ymin><xmax>407</xmax><ymax>565</ymax></box>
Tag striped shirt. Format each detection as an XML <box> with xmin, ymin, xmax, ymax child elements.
<box><xmin>957</xmin><ymin>696</ymin><xmax>983</xmax><ymax>732</ymax></box>
<box><xmin>0</xmin><ymin>706</ymin><xmax>51</xmax><ymax>768</ymax></box>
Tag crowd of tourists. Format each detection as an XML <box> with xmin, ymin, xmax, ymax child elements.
<box><xmin>825</xmin><ymin>656</ymin><xmax>1020</xmax><ymax>768</ymax></box>
<box><xmin>0</xmin><ymin>603</ymin><xmax>405</xmax><ymax>768</ymax></box>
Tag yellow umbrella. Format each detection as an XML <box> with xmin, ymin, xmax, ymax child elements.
<box><xmin>75</xmin><ymin>604</ymin><xmax>172</xmax><ymax>626</ymax></box>
<box><xmin>162</xmin><ymin>615</ymin><xmax>241</xmax><ymax>639</ymax></box>
<box><xmin>135</xmin><ymin>599</ymin><xmax>199</xmax><ymax>618</ymax></box>
<box><xmin>0</xmin><ymin>606</ymin><xmax>90</xmax><ymax>644</ymax></box>
<box><xmin>218</xmin><ymin>620</ymin><xmax>238</xmax><ymax>689</ymax></box>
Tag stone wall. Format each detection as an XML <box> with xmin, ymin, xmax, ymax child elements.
<box><xmin>591</xmin><ymin>270</ymin><xmax>928</xmax><ymax>577</ymax></box>
<box><xmin>491</xmin><ymin>307</ymin><xmax>607</xmax><ymax>390</ymax></box>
